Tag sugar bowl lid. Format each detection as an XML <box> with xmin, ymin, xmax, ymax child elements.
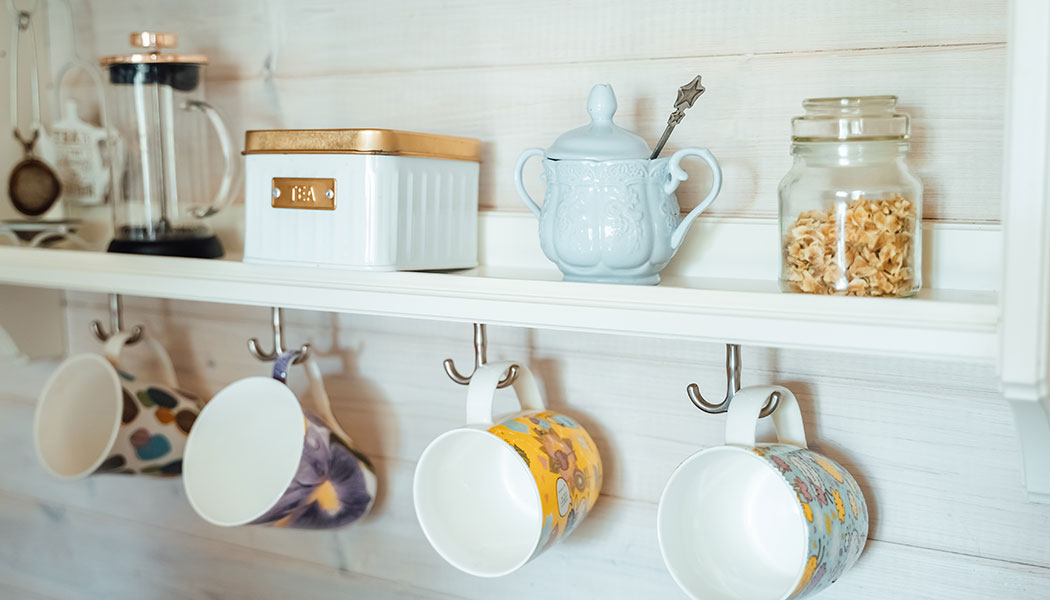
<box><xmin>545</xmin><ymin>84</ymin><xmax>651</xmax><ymax>160</ymax></box>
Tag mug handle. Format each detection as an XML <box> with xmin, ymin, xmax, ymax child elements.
<box><xmin>724</xmin><ymin>385</ymin><xmax>808</xmax><ymax>449</ymax></box>
<box><xmin>465</xmin><ymin>361</ymin><xmax>546</xmax><ymax>426</ymax></box>
<box><xmin>514</xmin><ymin>148</ymin><xmax>545</xmax><ymax>218</ymax></box>
<box><xmin>665</xmin><ymin>148</ymin><xmax>723</xmax><ymax>251</ymax></box>
<box><xmin>103</xmin><ymin>329</ymin><xmax>179</xmax><ymax>389</ymax></box>
<box><xmin>271</xmin><ymin>350</ymin><xmax>356</xmax><ymax>443</ymax></box>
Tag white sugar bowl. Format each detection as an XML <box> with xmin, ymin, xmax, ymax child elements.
<box><xmin>514</xmin><ymin>84</ymin><xmax>722</xmax><ymax>285</ymax></box>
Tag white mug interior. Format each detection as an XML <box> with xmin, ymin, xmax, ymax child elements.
<box><xmin>182</xmin><ymin>377</ymin><xmax>305</xmax><ymax>526</ymax></box>
<box><xmin>34</xmin><ymin>353</ymin><xmax>122</xmax><ymax>479</ymax></box>
<box><xmin>657</xmin><ymin>446</ymin><xmax>808</xmax><ymax>600</ymax></box>
<box><xmin>413</xmin><ymin>427</ymin><xmax>542</xmax><ymax>578</ymax></box>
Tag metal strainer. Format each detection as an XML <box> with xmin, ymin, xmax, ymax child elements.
<box><xmin>7</xmin><ymin>1</ymin><xmax>60</xmax><ymax>217</ymax></box>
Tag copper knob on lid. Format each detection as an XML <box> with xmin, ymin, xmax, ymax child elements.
<box><xmin>130</xmin><ymin>31</ymin><xmax>178</xmax><ymax>51</ymax></box>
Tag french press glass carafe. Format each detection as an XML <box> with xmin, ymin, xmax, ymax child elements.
<box><xmin>100</xmin><ymin>32</ymin><xmax>236</xmax><ymax>258</ymax></box>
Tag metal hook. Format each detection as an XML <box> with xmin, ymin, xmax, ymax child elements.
<box><xmin>90</xmin><ymin>294</ymin><xmax>143</xmax><ymax>345</ymax></box>
<box><xmin>686</xmin><ymin>344</ymin><xmax>780</xmax><ymax>418</ymax></box>
<box><xmin>443</xmin><ymin>323</ymin><xmax>519</xmax><ymax>389</ymax></box>
<box><xmin>247</xmin><ymin>307</ymin><xmax>310</xmax><ymax>365</ymax></box>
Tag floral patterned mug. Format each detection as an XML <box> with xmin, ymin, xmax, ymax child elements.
<box><xmin>657</xmin><ymin>385</ymin><xmax>868</xmax><ymax>600</ymax></box>
<box><xmin>35</xmin><ymin>329</ymin><xmax>201</xmax><ymax>479</ymax></box>
<box><xmin>182</xmin><ymin>351</ymin><xmax>376</xmax><ymax>529</ymax></box>
<box><xmin>413</xmin><ymin>362</ymin><xmax>603</xmax><ymax>577</ymax></box>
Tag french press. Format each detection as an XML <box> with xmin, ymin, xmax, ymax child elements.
<box><xmin>100</xmin><ymin>32</ymin><xmax>237</xmax><ymax>258</ymax></box>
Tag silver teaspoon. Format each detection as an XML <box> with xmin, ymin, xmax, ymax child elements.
<box><xmin>650</xmin><ymin>75</ymin><xmax>706</xmax><ymax>160</ymax></box>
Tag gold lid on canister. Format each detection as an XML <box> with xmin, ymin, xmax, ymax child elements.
<box><xmin>242</xmin><ymin>129</ymin><xmax>481</xmax><ymax>162</ymax></box>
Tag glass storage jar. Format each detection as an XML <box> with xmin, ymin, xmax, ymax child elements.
<box><xmin>778</xmin><ymin>96</ymin><xmax>922</xmax><ymax>297</ymax></box>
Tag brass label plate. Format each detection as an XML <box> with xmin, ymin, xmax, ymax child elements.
<box><xmin>271</xmin><ymin>177</ymin><xmax>336</xmax><ymax>210</ymax></box>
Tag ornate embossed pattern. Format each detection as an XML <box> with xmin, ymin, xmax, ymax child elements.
<box><xmin>545</xmin><ymin>161</ymin><xmax>648</xmax><ymax>186</ymax></box>
<box><xmin>536</xmin><ymin>157</ymin><xmax>698</xmax><ymax>282</ymax></box>
<box><xmin>603</xmin><ymin>184</ymin><xmax>646</xmax><ymax>253</ymax></box>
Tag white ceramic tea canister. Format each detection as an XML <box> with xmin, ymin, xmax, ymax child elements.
<box><xmin>243</xmin><ymin>129</ymin><xmax>480</xmax><ymax>271</ymax></box>
<box><xmin>515</xmin><ymin>84</ymin><xmax>722</xmax><ymax>285</ymax></box>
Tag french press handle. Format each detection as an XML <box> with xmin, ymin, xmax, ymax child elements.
<box><xmin>187</xmin><ymin>100</ymin><xmax>238</xmax><ymax>218</ymax></box>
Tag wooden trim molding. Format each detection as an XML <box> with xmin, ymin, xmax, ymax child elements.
<box><xmin>999</xmin><ymin>0</ymin><xmax>1050</xmax><ymax>503</ymax></box>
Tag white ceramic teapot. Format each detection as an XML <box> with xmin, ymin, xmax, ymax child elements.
<box><xmin>515</xmin><ymin>84</ymin><xmax>722</xmax><ymax>285</ymax></box>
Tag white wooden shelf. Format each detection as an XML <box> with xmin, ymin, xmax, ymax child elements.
<box><xmin>0</xmin><ymin>244</ymin><xmax>998</xmax><ymax>361</ymax></box>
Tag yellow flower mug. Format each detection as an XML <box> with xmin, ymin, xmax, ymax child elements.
<box><xmin>413</xmin><ymin>362</ymin><xmax>603</xmax><ymax>577</ymax></box>
<box><xmin>657</xmin><ymin>385</ymin><xmax>868</xmax><ymax>600</ymax></box>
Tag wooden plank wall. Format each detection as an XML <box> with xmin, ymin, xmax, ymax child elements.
<box><xmin>3</xmin><ymin>1</ymin><xmax>1043</xmax><ymax>599</ymax></box>
<box><xmin>73</xmin><ymin>0</ymin><xmax>1006</xmax><ymax>222</ymax></box>
<box><xmin>0</xmin><ymin>294</ymin><xmax>1045</xmax><ymax>599</ymax></box>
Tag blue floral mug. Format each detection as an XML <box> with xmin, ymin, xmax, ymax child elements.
<box><xmin>183</xmin><ymin>351</ymin><xmax>376</xmax><ymax>529</ymax></box>
<box><xmin>657</xmin><ymin>385</ymin><xmax>868</xmax><ymax>600</ymax></box>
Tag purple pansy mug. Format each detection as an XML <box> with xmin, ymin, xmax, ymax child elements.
<box><xmin>183</xmin><ymin>351</ymin><xmax>376</xmax><ymax>529</ymax></box>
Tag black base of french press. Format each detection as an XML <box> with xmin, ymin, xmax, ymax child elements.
<box><xmin>107</xmin><ymin>234</ymin><xmax>225</xmax><ymax>259</ymax></box>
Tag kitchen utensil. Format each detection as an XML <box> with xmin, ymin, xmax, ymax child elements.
<box><xmin>514</xmin><ymin>84</ymin><xmax>722</xmax><ymax>284</ymax></box>
<box><xmin>7</xmin><ymin>1</ymin><xmax>60</xmax><ymax>217</ymax></box>
<box><xmin>242</xmin><ymin>128</ymin><xmax>481</xmax><ymax>270</ymax></box>
<box><xmin>657</xmin><ymin>385</ymin><xmax>868</xmax><ymax>600</ymax></box>
<box><xmin>34</xmin><ymin>329</ymin><xmax>201</xmax><ymax>479</ymax></box>
<box><xmin>100</xmin><ymin>32</ymin><xmax>237</xmax><ymax>258</ymax></box>
<box><xmin>650</xmin><ymin>75</ymin><xmax>706</xmax><ymax>159</ymax></box>
<box><xmin>414</xmin><ymin>362</ymin><xmax>603</xmax><ymax>577</ymax></box>
<box><xmin>183</xmin><ymin>351</ymin><xmax>376</xmax><ymax>529</ymax></box>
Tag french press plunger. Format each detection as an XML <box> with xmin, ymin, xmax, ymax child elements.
<box><xmin>100</xmin><ymin>32</ymin><xmax>237</xmax><ymax>258</ymax></box>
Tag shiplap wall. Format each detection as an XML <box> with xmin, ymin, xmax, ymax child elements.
<box><xmin>3</xmin><ymin>1</ymin><xmax>1047</xmax><ymax>599</ymax></box>
<box><xmin>75</xmin><ymin>0</ymin><xmax>1006</xmax><ymax>222</ymax></box>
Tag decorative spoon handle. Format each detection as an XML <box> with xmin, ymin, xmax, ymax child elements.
<box><xmin>650</xmin><ymin>75</ymin><xmax>706</xmax><ymax>160</ymax></box>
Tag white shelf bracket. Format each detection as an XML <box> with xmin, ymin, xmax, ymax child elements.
<box><xmin>1000</xmin><ymin>0</ymin><xmax>1050</xmax><ymax>502</ymax></box>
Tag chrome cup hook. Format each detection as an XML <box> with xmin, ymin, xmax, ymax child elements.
<box><xmin>90</xmin><ymin>293</ymin><xmax>143</xmax><ymax>345</ymax></box>
<box><xmin>247</xmin><ymin>307</ymin><xmax>310</xmax><ymax>365</ymax></box>
<box><xmin>443</xmin><ymin>323</ymin><xmax>519</xmax><ymax>389</ymax></box>
<box><xmin>686</xmin><ymin>344</ymin><xmax>780</xmax><ymax>418</ymax></box>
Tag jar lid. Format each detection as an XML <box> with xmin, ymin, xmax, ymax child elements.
<box><xmin>791</xmin><ymin>96</ymin><xmax>910</xmax><ymax>142</ymax></box>
<box><xmin>242</xmin><ymin>129</ymin><xmax>481</xmax><ymax>162</ymax></box>
<box><xmin>545</xmin><ymin>84</ymin><xmax>651</xmax><ymax>160</ymax></box>
<box><xmin>100</xmin><ymin>32</ymin><xmax>207</xmax><ymax>66</ymax></box>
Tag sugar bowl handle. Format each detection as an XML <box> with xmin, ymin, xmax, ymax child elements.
<box><xmin>665</xmin><ymin>148</ymin><xmax>723</xmax><ymax>250</ymax></box>
<box><xmin>514</xmin><ymin>148</ymin><xmax>545</xmax><ymax>218</ymax></box>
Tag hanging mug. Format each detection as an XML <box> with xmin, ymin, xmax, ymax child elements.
<box><xmin>34</xmin><ymin>330</ymin><xmax>201</xmax><ymax>479</ymax></box>
<box><xmin>413</xmin><ymin>362</ymin><xmax>603</xmax><ymax>577</ymax></box>
<box><xmin>183</xmin><ymin>351</ymin><xmax>377</xmax><ymax>529</ymax></box>
<box><xmin>657</xmin><ymin>385</ymin><xmax>868</xmax><ymax>600</ymax></box>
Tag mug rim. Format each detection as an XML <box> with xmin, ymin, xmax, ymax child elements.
<box><xmin>183</xmin><ymin>377</ymin><xmax>307</xmax><ymax>527</ymax></box>
<box><xmin>34</xmin><ymin>353</ymin><xmax>122</xmax><ymax>480</ymax></box>
<box><xmin>657</xmin><ymin>443</ymin><xmax>809</xmax><ymax>600</ymax></box>
<box><xmin>413</xmin><ymin>426</ymin><xmax>543</xmax><ymax>578</ymax></box>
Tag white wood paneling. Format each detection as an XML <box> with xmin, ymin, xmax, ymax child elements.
<box><xmin>0</xmin><ymin>1</ymin><xmax>1037</xmax><ymax>599</ymax></box>
<box><xmin>67</xmin><ymin>1</ymin><xmax>1006</xmax><ymax>221</ymax></box>
<box><xmin>3</xmin><ymin>299</ymin><xmax>1050</xmax><ymax>598</ymax></box>
<box><xmin>207</xmin><ymin>45</ymin><xmax>1006</xmax><ymax>221</ymax></box>
<box><xmin>79</xmin><ymin>0</ymin><xmax>1007</xmax><ymax>77</ymax></box>
<box><xmin>43</xmin><ymin>297</ymin><xmax>1050</xmax><ymax>567</ymax></box>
